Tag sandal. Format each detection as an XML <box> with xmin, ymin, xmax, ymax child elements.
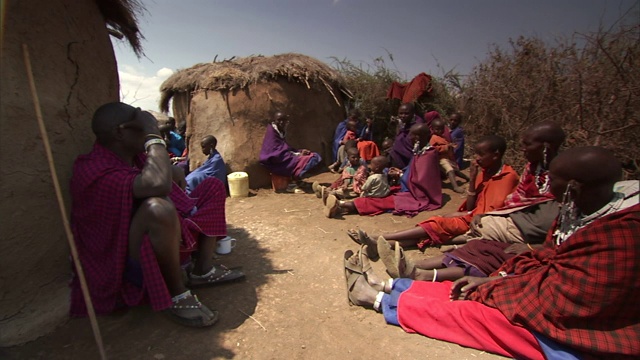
<box><xmin>357</xmin><ymin>230</ymin><xmax>379</xmax><ymax>260</ymax></box>
<box><xmin>188</xmin><ymin>265</ymin><xmax>246</xmax><ymax>288</ymax></box>
<box><xmin>165</xmin><ymin>294</ymin><xmax>219</xmax><ymax>327</ymax></box>
<box><xmin>377</xmin><ymin>236</ymin><xmax>398</xmax><ymax>278</ymax></box>
<box><xmin>343</xmin><ymin>250</ymin><xmax>370</xmax><ymax>307</ymax></box>
<box><xmin>394</xmin><ymin>242</ymin><xmax>416</xmax><ymax>278</ymax></box>
<box><xmin>324</xmin><ymin>194</ymin><xmax>340</xmax><ymax>218</ymax></box>
<box><xmin>346</xmin><ymin>229</ymin><xmax>360</xmax><ymax>244</ymax></box>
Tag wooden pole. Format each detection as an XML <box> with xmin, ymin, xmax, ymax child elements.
<box><xmin>22</xmin><ymin>44</ymin><xmax>108</xmax><ymax>360</ymax></box>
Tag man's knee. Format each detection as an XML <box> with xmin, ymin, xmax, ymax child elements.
<box><xmin>138</xmin><ymin>197</ymin><xmax>178</xmax><ymax>224</ymax></box>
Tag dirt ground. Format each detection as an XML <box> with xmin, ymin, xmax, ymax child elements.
<box><xmin>3</xmin><ymin>171</ymin><xmax>505</xmax><ymax>360</ymax></box>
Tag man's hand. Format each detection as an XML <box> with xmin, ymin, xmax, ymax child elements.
<box><xmin>505</xmin><ymin>243</ymin><xmax>531</xmax><ymax>255</ymax></box>
<box><xmin>450</xmin><ymin>276</ymin><xmax>498</xmax><ymax>301</ymax></box>
<box><xmin>469</xmin><ymin>159</ymin><xmax>479</xmax><ymax>181</ymax></box>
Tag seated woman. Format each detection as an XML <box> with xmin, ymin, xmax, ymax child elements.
<box><xmin>342</xmin><ymin>147</ymin><xmax>640</xmax><ymax>360</ymax></box>
<box><xmin>259</xmin><ymin>112</ymin><xmax>322</xmax><ymax>193</ymax></box>
<box><xmin>325</xmin><ymin>123</ymin><xmax>442</xmax><ymax>219</ymax></box>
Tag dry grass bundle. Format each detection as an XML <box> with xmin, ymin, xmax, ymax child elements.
<box><xmin>461</xmin><ymin>12</ymin><xmax>640</xmax><ymax>178</ymax></box>
<box><xmin>160</xmin><ymin>53</ymin><xmax>347</xmax><ymax>112</ymax></box>
<box><xmin>97</xmin><ymin>0</ymin><xmax>145</xmax><ymax>56</ymax></box>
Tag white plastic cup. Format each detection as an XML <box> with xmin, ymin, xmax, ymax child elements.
<box><xmin>216</xmin><ymin>236</ymin><xmax>236</xmax><ymax>255</ymax></box>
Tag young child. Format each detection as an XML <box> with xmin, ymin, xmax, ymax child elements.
<box><xmin>329</xmin><ymin>120</ymin><xmax>359</xmax><ymax>172</ymax></box>
<box><xmin>360</xmin><ymin>155</ymin><xmax>391</xmax><ymax>198</ymax></box>
<box><xmin>448</xmin><ymin>112</ymin><xmax>465</xmax><ymax>168</ymax></box>
<box><xmin>430</xmin><ymin>118</ymin><xmax>470</xmax><ymax>193</ymax></box>
<box><xmin>313</xmin><ymin>147</ymin><xmax>367</xmax><ymax>200</ymax></box>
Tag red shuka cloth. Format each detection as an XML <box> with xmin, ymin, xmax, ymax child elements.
<box><xmin>386</xmin><ymin>72</ymin><xmax>433</xmax><ymax>103</ymax></box>
<box><xmin>69</xmin><ymin>143</ymin><xmax>227</xmax><ymax>316</ymax></box>
<box><xmin>417</xmin><ymin>164</ymin><xmax>519</xmax><ymax>247</ymax></box>
<box><xmin>470</xmin><ymin>203</ymin><xmax>640</xmax><ymax>359</ymax></box>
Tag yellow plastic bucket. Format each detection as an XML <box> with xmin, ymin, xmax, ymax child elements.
<box><xmin>227</xmin><ymin>172</ymin><xmax>249</xmax><ymax>198</ymax></box>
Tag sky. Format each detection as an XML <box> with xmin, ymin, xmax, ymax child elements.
<box><xmin>112</xmin><ymin>0</ymin><xmax>638</xmax><ymax>113</ymax></box>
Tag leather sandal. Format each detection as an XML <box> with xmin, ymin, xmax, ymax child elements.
<box><xmin>165</xmin><ymin>294</ymin><xmax>219</xmax><ymax>327</ymax></box>
<box><xmin>188</xmin><ymin>265</ymin><xmax>245</xmax><ymax>288</ymax></box>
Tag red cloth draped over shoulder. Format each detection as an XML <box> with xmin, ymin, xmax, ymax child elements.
<box><xmin>417</xmin><ymin>164</ymin><xmax>519</xmax><ymax>247</ymax></box>
<box><xmin>471</xmin><ymin>204</ymin><xmax>640</xmax><ymax>359</ymax></box>
<box><xmin>69</xmin><ymin>143</ymin><xmax>227</xmax><ymax>316</ymax></box>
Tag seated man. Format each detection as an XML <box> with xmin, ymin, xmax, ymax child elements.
<box><xmin>185</xmin><ymin>135</ymin><xmax>227</xmax><ymax>194</ymax></box>
<box><xmin>259</xmin><ymin>111</ymin><xmax>322</xmax><ymax>192</ymax></box>
<box><xmin>326</xmin><ymin>123</ymin><xmax>441</xmax><ymax>219</ymax></box>
<box><xmin>69</xmin><ymin>102</ymin><xmax>243</xmax><ymax>328</ymax></box>
<box><xmin>389</xmin><ymin>103</ymin><xmax>425</xmax><ymax>169</ymax></box>
<box><xmin>344</xmin><ymin>146</ymin><xmax>640</xmax><ymax>359</ymax></box>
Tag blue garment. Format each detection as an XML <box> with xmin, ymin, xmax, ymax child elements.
<box><xmin>399</xmin><ymin>163</ymin><xmax>411</xmax><ymax>192</ymax></box>
<box><xmin>533</xmin><ymin>332</ymin><xmax>582</xmax><ymax>360</ymax></box>
<box><xmin>332</xmin><ymin>119</ymin><xmax>373</xmax><ymax>162</ymax></box>
<box><xmin>450</xmin><ymin>126</ymin><xmax>465</xmax><ymax>168</ymax></box>
<box><xmin>167</xmin><ymin>131</ymin><xmax>185</xmax><ymax>156</ymax></box>
<box><xmin>185</xmin><ymin>150</ymin><xmax>226</xmax><ymax>194</ymax></box>
<box><xmin>381</xmin><ymin>278</ymin><xmax>414</xmax><ymax>325</ymax></box>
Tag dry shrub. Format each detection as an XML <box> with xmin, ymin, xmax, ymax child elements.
<box><xmin>461</xmin><ymin>14</ymin><xmax>640</xmax><ymax>179</ymax></box>
<box><xmin>461</xmin><ymin>14</ymin><xmax>640</xmax><ymax>178</ymax></box>
<box><xmin>331</xmin><ymin>53</ymin><xmax>458</xmax><ymax>142</ymax></box>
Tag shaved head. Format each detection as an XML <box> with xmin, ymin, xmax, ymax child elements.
<box><xmin>526</xmin><ymin>121</ymin><xmax>566</xmax><ymax>149</ymax></box>
<box><xmin>551</xmin><ymin>146</ymin><xmax>621</xmax><ymax>187</ymax></box>
<box><xmin>92</xmin><ymin>102</ymin><xmax>138</xmax><ymax>137</ymax></box>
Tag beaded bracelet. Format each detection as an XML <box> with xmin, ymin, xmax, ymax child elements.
<box><xmin>144</xmin><ymin>138</ymin><xmax>166</xmax><ymax>151</ymax></box>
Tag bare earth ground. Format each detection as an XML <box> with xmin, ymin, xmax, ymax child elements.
<box><xmin>3</xmin><ymin>171</ymin><xmax>505</xmax><ymax>360</ymax></box>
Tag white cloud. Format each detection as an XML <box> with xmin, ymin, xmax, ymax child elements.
<box><xmin>118</xmin><ymin>65</ymin><xmax>174</xmax><ymax>113</ymax></box>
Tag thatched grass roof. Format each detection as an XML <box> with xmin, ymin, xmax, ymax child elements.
<box><xmin>159</xmin><ymin>53</ymin><xmax>349</xmax><ymax>112</ymax></box>
<box><xmin>97</xmin><ymin>0</ymin><xmax>145</xmax><ymax>57</ymax></box>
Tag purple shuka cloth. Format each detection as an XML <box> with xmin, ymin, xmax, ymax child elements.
<box><xmin>259</xmin><ymin>124</ymin><xmax>301</xmax><ymax>177</ymax></box>
<box><xmin>390</xmin><ymin>115</ymin><xmax>425</xmax><ymax>169</ymax></box>
<box><xmin>392</xmin><ymin>147</ymin><xmax>442</xmax><ymax>217</ymax></box>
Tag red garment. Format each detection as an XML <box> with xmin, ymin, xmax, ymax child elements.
<box><xmin>471</xmin><ymin>204</ymin><xmax>640</xmax><ymax>359</ymax></box>
<box><xmin>69</xmin><ymin>143</ymin><xmax>227</xmax><ymax>316</ymax></box>
<box><xmin>501</xmin><ymin>162</ymin><xmax>555</xmax><ymax>210</ymax></box>
<box><xmin>429</xmin><ymin>134</ymin><xmax>456</xmax><ymax>163</ymax></box>
<box><xmin>397</xmin><ymin>281</ymin><xmax>544</xmax><ymax>359</ymax></box>
<box><xmin>386</xmin><ymin>72</ymin><xmax>433</xmax><ymax>103</ymax></box>
<box><xmin>356</xmin><ymin>140</ymin><xmax>380</xmax><ymax>161</ymax></box>
<box><xmin>329</xmin><ymin>165</ymin><xmax>367</xmax><ymax>193</ymax></box>
<box><xmin>343</xmin><ymin>129</ymin><xmax>356</xmax><ymax>142</ymax></box>
<box><xmin>417</xmin><ymin>164</ymin><xmax>519</xmax><ymax>247</ymax></box>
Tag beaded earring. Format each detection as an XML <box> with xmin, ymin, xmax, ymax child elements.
<box><xmin>555</xmin><ymin>182</ymin><xmax>579</xmax><ymax>245</ymax></box>
<box><xmin>542</xmin><ymin>144</ymin><xmax>549</xmax><ymax>169</ymax></box>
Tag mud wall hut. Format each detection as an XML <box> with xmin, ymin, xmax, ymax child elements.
<box><xmin>0</xmin><ymin>0</ymin><xmax>142</xmax><ymax>345</ymax></box>
<box><xmin>159</xmin><ymin>53</ymin><xmax>349</xmax><ymax>188</ymax></box>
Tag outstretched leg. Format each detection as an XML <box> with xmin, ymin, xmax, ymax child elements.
<box><xmin>380</xmin><ymin>226</ymin><xmax>431</xmax><ymax>248</ymax></box>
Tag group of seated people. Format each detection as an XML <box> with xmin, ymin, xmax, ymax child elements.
<box><xmin>69</xmin><ymin>101</ymin><xmax>639</xmax><ymax>359</ymax></box>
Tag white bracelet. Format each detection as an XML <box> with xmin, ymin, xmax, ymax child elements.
<box><xmin>144</xmin><ymin>138</ymin><xmax>166</xmax><ymax>151</ymax></box>
<box><xmin>432</xmin><ymin>268</ymin><xmax>438</xmax><ymax>282</ymax></box>
<box><xmin>499</xmin><ymin>271</ymin><xmax>508</xmax><ymax>278</ymax></box>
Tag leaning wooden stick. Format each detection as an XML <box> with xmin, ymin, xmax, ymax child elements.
<box><xmin>22</xmin><ymin>44</ymin><xmax>107</xmax><ymax>360</ymax></box>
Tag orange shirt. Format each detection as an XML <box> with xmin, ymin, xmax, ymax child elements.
<box><xmin>458</xmin><ymin>164</ymin><xmax>520</xmax><ymax>220</ymax></box>
<box><xmin>430</xmin><ymin>134</ymin><xmax>455</xmax><ymax>162</ymax></box>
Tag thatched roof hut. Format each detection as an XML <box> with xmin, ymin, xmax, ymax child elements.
<box><xmin>1</xmin><ymin>0</ymin><xmax>142</xmax><ymax>346</ymax></box>
<box><xmin>159</xmin><ymin>53</ymin><xmax>350</xmax><ymax>188</ymax></box>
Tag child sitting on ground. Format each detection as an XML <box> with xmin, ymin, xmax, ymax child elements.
<box><xmin>430</xmin><ymin>118</ymin><xmax>470</xmax><ymax>193</ymax></box>
<box><xmin>329</xmin><ymin>119</ymin><xmax>359</xmax><ymax>172</ymax></box>
<box><xmin>313</xmin><ymin>147</ymin><xmax>368</xmax><ymax>200</ymax></box>
<box><xmin>360</xmin><ymin>155</ymin><xmax>391</xmax><ymax>198</ymax></box>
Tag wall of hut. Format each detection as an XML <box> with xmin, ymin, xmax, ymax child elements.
<box><xmin>174</xmin><ymin>79</ymin><xmax>345</xmax><ymax>188</ymax></box>
<box><xmin>0</xmin><ymin>0</ymin><xmax>120</xmax><ymax>345</ymax></box>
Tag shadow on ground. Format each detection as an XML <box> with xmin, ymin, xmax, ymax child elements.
<box><xmin>2</xmin><ymin>225</ymin><xmax>273</xmax><ymax>360</ymax></box>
